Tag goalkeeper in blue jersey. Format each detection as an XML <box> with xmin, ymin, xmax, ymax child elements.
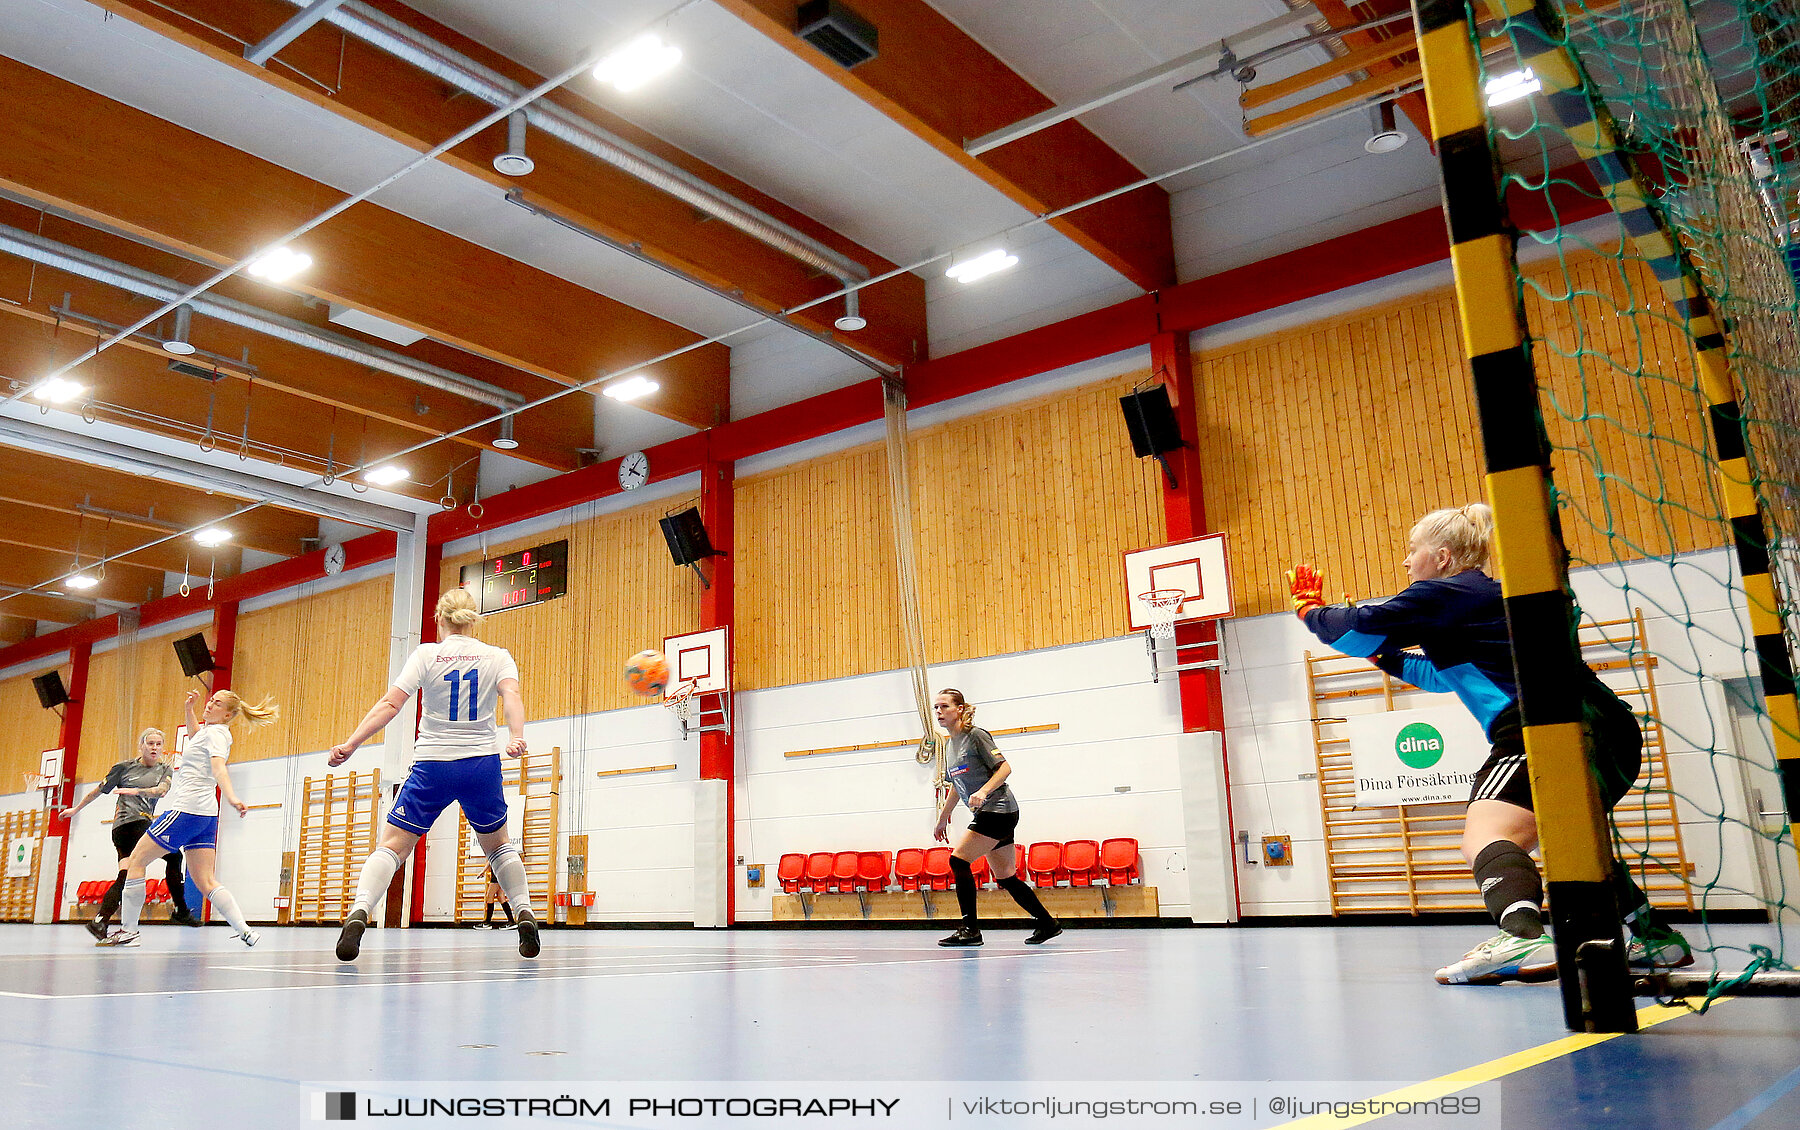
<box><xmin>1289</xmin><ymin>503</ymin><xmax>1690</xmax><ymax>985</ymax></box>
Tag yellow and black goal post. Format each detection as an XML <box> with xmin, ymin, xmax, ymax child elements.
<box><xmin>1412</xmin><ymin>0</ymin><xmax>1636</xmax><ymax>1033</ymax></box>
<box><xmin>1498</xmin><ymin>0</ymin><xmax>1800</xmax><ymax>1003</ymax></box>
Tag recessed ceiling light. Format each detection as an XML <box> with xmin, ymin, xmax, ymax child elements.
<box><xmin>602</xmin><ymin>375</ymin><xmax>660</xmax><ymax>402</ymax></box>
<box><xmin>1484</xmin><ymin>69</ymin><xmax>1540</xmax><ymax>107</ymax></box>
<box><xmin>246</xmin><ymin>246</ymin><xmax>314</xmax><ymax>282</ymax></box>
<box><xmin>945</xmin><ymin>248</ymin><xmax>1018</xmax><ymax>284</ymax></box>
<box><xmin>194</xmin><ymin>527</ymin><xmax>232</xmax><ymax>547</ymax></box>
<box><xmin>65</xmin><ymin>573</ymin><xmax>99</xmax><ymax>590</ymax></box>
<box><xmin>593</xmin><ymin>33</ymin><xmax>683</xmax><ymax>93</ymax></box>
<box><xmin>31</xmin><ymin>377</ymin><xmax>84</xmax><ymax>404</ymax></box>
<box><xmin>365</xmin><ymin>464</ymin><xmax>411</xmax><ymax>487</ymax></box>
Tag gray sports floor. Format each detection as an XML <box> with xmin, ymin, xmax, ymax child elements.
<box><xmin>3</xmin><ymin>922</ymin><xmax>1797</xmax><ymax>1129</ymax></box>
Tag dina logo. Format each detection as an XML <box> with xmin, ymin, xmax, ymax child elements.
<box><xmin>1395</xmin><ymin>722</ymin><xmax>1445</xmax><ymax>769</ymax></box>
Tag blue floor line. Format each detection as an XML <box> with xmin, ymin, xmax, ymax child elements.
<box><xmin>1704</xmin><ymin>1062</ymin><xmax>1800</xmax><ymax>1130</ymax></box>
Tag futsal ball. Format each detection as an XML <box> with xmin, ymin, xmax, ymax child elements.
<box><xmin>625</xmin><ymin>649</ymin><xmax>670</xmax><ymax>697</ymax></box>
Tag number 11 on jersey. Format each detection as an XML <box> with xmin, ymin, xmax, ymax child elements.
<box><xmin>443</xmin><ymin>669</ymin><xmax>479</xmax><ymax>720</ymax></box>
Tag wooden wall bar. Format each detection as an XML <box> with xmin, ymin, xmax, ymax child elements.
<box><xmin>231</xmin><ymin>578</ymin><xmax>395</xmax><ymax>762</ymax></box>
<box><xmin>0</xmin><ymin>666</ymin><xmax>67</xmax><ymax>786</ymax></box>
<box><xmin>1198</xmin><ymin>249</ymin><xmax>1721</xmax><ymax>617</ymax></box>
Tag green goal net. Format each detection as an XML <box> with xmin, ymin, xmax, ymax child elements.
<box><xmin>1471</xmin><ymin>0</ymin><xmax>1800</xmax><ymax>991</ymax></box>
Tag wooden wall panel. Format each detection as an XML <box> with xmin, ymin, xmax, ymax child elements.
<box><xmin>1198</xmin><ymin>249</ymin><xmax>1722</xmax><ymax>617</ymax></box>
<box><xmin>76</xmin><ymin>635</ymin><xmax>201</xmax><ymax>782</ymax></box>
<box><xmin>0</xmin><ymin>666</ymin><xmax>66</xmax><ymax>788</ymax></box>
<box><xmin>735</xmin><ymin>375</ymin><xmax>1167</xmax><ymax>689</ymax></box>
<box><xmin>436</xmin><ymin>504</ymin><xmax>700</xmax><ymax>719</ymax></box>
<box><xmin>231</xmin><ymin>578</ymin><xmax>394</xmax><ymax>762</ymax></box>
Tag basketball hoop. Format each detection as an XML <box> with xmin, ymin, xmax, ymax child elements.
<box><xmin>663</xmin><ymin>680</ymin><xmax>699</xmax><ymax>723</ymax></box>
<box><xmin>21</xmin><ymin>772</ymin><xmax>53</xmax><ymax>807</ymax></box>
<box><xmin>1138</xmin><ymin>588</ymin><xmax>1187</xmax><ymax>641</ymax></box>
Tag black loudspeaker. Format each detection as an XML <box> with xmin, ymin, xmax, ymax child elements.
<box><xmin>659</xmin><ymin>507</ymin><xmax>718</xmax><ymax>567</ymax></box>
<box><xmin>1119</xmin><ymin>384</ymin><xmax>1186</xmax><ymax>457</ymax></box>
<box><xmin>172</xmin><ymin>633</ymin><xmax>215</xmax><ymax>678</ymax></box>
<box><xmin>32</xmin><ymin>671</ymin><xmax>68</xmax><ymax>709</ymax></box>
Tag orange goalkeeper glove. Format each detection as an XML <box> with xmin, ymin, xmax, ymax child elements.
<box><xmin>1287</xmin><ymin>563</ymin><xmax>1325</xmax><ymax>619</ymax></box>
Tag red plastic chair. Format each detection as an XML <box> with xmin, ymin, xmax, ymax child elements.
<box><xmin>777</xmin><ymin>853</ymin><xmax>807</xmax><ymax>894</ymax></box>
<box><xmin>1101</xmin><ymin>837</ymin><xmax>1140</xmax><ymax>885</ymax></box>
<box><xmin>147</xmin><ymin>879</ymin><xmax>168</xmax><ymax>903</ymax></box>
<box><xmin>802</xmin><ymin>851</ymin><xmax>835</xmax><ymax>893</ymax></box>
<box><xmin>1062</xmin><ymin>839</ymin><xmax>1100</xmax><ymax>886</ymax></box>
<box><xmin>1015</xmin><ymin>844</ymin><xmax>1027</xmax><ymax>879</ymax></box>
<box><xmin>830</xmin><ymin>850</ymin><xmax>860</xmax><ymax>893</ymax></box>
<box><xmin>855</xmin><ymin>851</ymin><xmax>892</xmax><ymax>892</ymax></box>
<box><xmin>894</xmin><ymin>848</ymin><xmax>926</xmax><ymax>891</ymax></box>
<box><xmin>1025</xmin><ymin>841</ymin><xmax>1063</xmax><ymax>888</ymax></box>
<box><xmin>970</xmin><ymin>855</ymin><xmax>990</xmax><ymax>887</ymax></box>
<box><xmin>923</xmin><ymin>847</ymin><xmax>952</xmax><ymax>890</ymax></box>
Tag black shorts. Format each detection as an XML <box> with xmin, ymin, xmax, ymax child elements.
<box><xmin>1470</xmin><ymin>684</ymin><xmax>1643</xmax><ymax>811</ymax></box>
<box><xmin>967</xmin><ymin>810</ymin><xmax>1021</xmax><ymax>846</ymax></box>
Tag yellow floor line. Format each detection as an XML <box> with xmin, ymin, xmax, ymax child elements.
<box><xmin>1278</xmin><ymin>1000</ymin><xmax>1711</xmax><ymax>1128</ymax></box>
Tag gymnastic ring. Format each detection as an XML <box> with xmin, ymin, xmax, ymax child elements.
<box><xmin>467</xmin><ymin>501</ymin><xmax>486</xmax><ymax>520</ymax></box>
<box><xmin>81</xmin><ymin>402</ymin><xmax>97</xmax><ymax>424</ymax></box>
<box><xmin>438</xmin><ymin>494</ymin><xmax>457</xmax><ymax>512</ymax></box>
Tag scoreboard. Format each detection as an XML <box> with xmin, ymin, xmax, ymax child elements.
<box><xmin>459</xmin><ymin>539</ymin><xmax>568</xmax><ymax>614</ymax></box>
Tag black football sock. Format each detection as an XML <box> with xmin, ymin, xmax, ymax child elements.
<box><xmin>948</xmin><ymin>856</ymin><xmax>979</xmax><ymax>928</ymax></box>
<box><xmin>1474</xmin><ymin>840</ymin><xmax>1544</xmax><ymax>939</ymax></box>
<box><xmin>997</xmin><ymin>875</ymin><xmax>1052</xmax><ymax>922</ymax></box>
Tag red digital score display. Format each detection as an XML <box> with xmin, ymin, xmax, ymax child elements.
<box><xmin>459</xmin><ymin>539</ymin><xmax>568</xmax><ymax>615</ymax></box>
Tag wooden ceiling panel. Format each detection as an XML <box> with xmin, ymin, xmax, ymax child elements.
<box><xmin>91</xmin><ymin>0</ymin><xmax>927</xmax><ymax>369</ymax></box>
<box><xmin>0</xmin><ymin>445</ymin><xmax>322</xmax><ymax>557</ymax></box>
<box><xmin>0</xmin><ymin>316</ymin><xmax>468</xmax><ymax>506</ymax></box>
<box><xmin>715</xmin><ymin>0</ymin><xmax>1175</xmax><ymax>291</ymax></box>
<box><xmin>0</xmin><ymin>543</ymin><xmax>166</xmax><ymax>608</ymax></box>
<box><xmin>0</xmin><ymin>53</ymin><xmax>730</xmax><ymax>430</ymax></box>
<box><xmin>0</xmin><ymin>499</ymin><xmax>244</xmax><ymax>578</ymax></box>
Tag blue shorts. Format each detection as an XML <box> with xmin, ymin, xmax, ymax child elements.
<box><xmin>145</xmin><ymin>810</ymin><xmax>218</xmax><ymax>853</ymax></box>
<box><xmin>389</xmin><ymin>755</ymin><xmax>508</xmax><ymax>835</ymax></box>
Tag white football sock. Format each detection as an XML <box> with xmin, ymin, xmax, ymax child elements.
<box><xmin>121</xmin><ymin>877</ymin><xmax>146</xmax><ymax>930</ymax></box>
<box><xmin>486</xmin><ymin>843</ymin><xmax>533</xmax><ymax>919</ymax></box>
<box><xmin>352</xmin><ymin>847</ymin><xmax>402</xmax><ymax>918</ymax></box>
<box><xmin>208</xmin><ymin>885</ymin><xmax>250</xmax><ymax>935</ymax></box>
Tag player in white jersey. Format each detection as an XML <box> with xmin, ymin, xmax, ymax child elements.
<box><xmin>103</xmin><ymin>687</ymin><xmax>278</xmax><ymax>949</ymax></box>
<box><xmin>329</xmin><ymin>586</ymin><xmax>537</xmax><ymax>961</ymax></box>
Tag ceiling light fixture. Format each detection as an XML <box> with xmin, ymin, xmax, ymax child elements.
<box><xmin>162</xmin><ymin>303</ymin><xmax>197</xmax><ymax>355</ymax></box>
<box><xmin>365</xmin><ymin>464</ymin><xmax>411</xmax><ymax>486</ymax></box>
<box><xmin>593</xmin><ymin>33</ymin><xmax>683</xmax><ymax>93</ymax></box>
<box><xmin>31</xmin><ymin>376</ymin><xmax>85</xmax><ymax>404</ymax></box>
<box><xmin>492</xmin><ymin>416</ymin><xmax>520</xmax><ymax>450</ymax></box>
<box><xmin>1364</xmin><ymin>101</ymin><xmax>1407</xmax><ymax>155</ymax></box>
<box><xmin>602</xmin><ymin>374</ymin><xmax>660</xmax><ymax>402</ymax></box>
<box><xmin>493</xmin><ymin>111</ymin><xmax>535</xmax><ymax>176</ymax></box>
<box><xmin>945</xmin><ymin>248</ymin><xmax>1018</xmax><ymax>284</ymax></box>
<box><xmin>1484</xmin><ymin>69</ymin><xmax>1540</xmax><ymax>107</ymax></box>
<box><xmin>834</xmin><ymin>289</ymin><xmax>867</xmax><ymax>332</ymax></box>
<box><xmin>65</xmin><ymin>573</ymin><xmax>100</xmax><ymax>591</ymax></box>
<box><xmin>194</xmin><ymin>527</ymin><xmax>232</xmax><ymax>547</ymax></box>
<box><xmin>246</xmin><ymin>245</ymin><xmax>314</xmax><ymax>282</ymax></box>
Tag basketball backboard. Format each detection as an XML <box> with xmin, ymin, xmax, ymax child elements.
<box><xmin>1122</xmin><ymin>534</ymin><xmax>1233</xmax><ymax>630</ymax></box>
<box><xmin>661</xmin><ymin>626</ymin><xmax>730</xmax><ymax>695</ymax></box>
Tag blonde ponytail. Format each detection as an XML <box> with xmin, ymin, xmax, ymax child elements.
<box><xmin>214</xmin><ymin>690</ymin><xmax>279</xmax><ymax>729</ymax></box>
